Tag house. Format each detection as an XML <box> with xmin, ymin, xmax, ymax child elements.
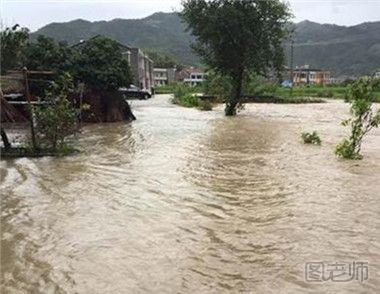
<box><xmin>375</xmin><ymin>72</ymin><xmax>380</xmax><ymax>79</ymax></box>
<box><xmin>288</xmin><ymin>65</ymin><xmax>331</xmax><ymax>86</ymax></box>
<box><xmin>153</xmin><ymin>68</ymin><xmax>176</xmax><ymax>87</ymax></box>
<box><xmin>72</xmin><ymin>35</ymin><xmax>154</xmax><ymax>91</ymax></box>
<box><xmin>176</xmin><ymin>67</ymin><xmax>206</xmax><ymax>87</ymax></box>
<box><xmin>128</xmin><ymin>48</ymin><xmax>154</xmax><ymax>90</ymax></box>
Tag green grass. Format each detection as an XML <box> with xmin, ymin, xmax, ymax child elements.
<box><xmin>160</xmin><ymin>82</ymin><xmax>380</xmax><ymax>103</ymax></box>
<box><xmin>155</xmin><ymin>83</ymin><xmax>203</xmax><ymax>94</ymax></box>
<box><xmin>276</xmin><ymin>85</ymin><xmax>380</xmax><ymax>102</ymax></box>
<box><xmin>171</xmin><ymin>94</ymin><xmax>213</xmax><ymax>111</ymax></box>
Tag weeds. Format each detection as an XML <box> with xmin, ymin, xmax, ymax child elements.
<box><xmin>302</xmin><ymin>131</ymin><xmax>322</xmax><ymax>145</ymax></box>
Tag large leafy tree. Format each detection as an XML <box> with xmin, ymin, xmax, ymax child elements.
<box><xmin>23</xmin><ymin>35</ymin><xmax>75</xmax><ymax>72</ymax></box>
<box><xmin>181</xmin><ymin>0</ymin><xmax>291</xmax><ymax>115</ymax></box>
<box><xmin>73</xmin><ymin>36</ymin><xmax>133</xmax><ymax>91</ymax></box>
<box><xmin>0</xmin><ymin>25</ymin><xmax>29</xmax><ymax>74</ymax></box>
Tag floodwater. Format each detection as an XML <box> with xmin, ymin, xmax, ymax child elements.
<box><xmin>1</xmin><ymin>95</ymin><xmax>379</xmax><ymax>293</ymax></box>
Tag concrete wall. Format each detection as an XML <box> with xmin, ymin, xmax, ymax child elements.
<box><xmin>129</xmin><ymin>48</ymin><xmax>153</xmax><ymax>90</ymax></box>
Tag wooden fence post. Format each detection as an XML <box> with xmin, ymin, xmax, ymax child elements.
<box><xmin>23</xmin><ymin>67</ymin><xmax>37</xmax><ymax>150</ymax></box>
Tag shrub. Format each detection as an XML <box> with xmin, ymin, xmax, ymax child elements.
<box><xmin>244</xmin><ymin>74</ymin><xmax>278</xmax><ymax>96</ymax></box>
<box><xmin>203</xmin><ymin>71</ymin><xmax>232</xmax><ymax>101</ymax></box>
<box><xmin>35</xmin><ymin>73</ymin><xmax>79</xmax><ymax>150</ymax></box>
<box><xmin>172</xmin><ymin>83</ymin><xmax>213</xmax><ymax>111</ymax></box>
<box><xmin>173</xmin><ymin>83</ymin><xmax>192</xmax><ymax>99</ymax></box>
<box><xmin>302</xmin><ymin>131</ymin><xmax>322</xmax><ymax>145</ymax></box>
<box><xmin>326</xmin><ymin>89</ymin><xmax>334</xmax><ymax>98</ymax></box>
<box><xmin>197</xmin><ymin>99</ymin><xmax>213</xmax><ymax>111</ymax></box>
<box><xmin>172</xmin><ymin>94</ymin><xmax>199</xmax><ymax>108</ymax></box>
<box><xmin>336</xmin><ymin>77</ymin><xmax>380</xmax><ymax>159</ymax></box>
<box><xmin>316</xmin><ymin>90</ymin><xmax>325</xmax><ymax>97</ymax></box>
<box><xmin>335</xmin><ymin>139</ymin><xmax>361</xmax><ymax>160</ymax></box>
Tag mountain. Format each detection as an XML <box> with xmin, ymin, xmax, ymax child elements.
<box><xmin>32</xmin><ymin>13</ymin><xmax>380</xmax><ymax>77</ymax></box>
<box><xmin>32</xmin><ymin>12</ymin><xmax>195</xmax><ymax>65</ymax></box>
<box><xmin>288</xmin><ymin>20</ymin><xmax>380</xmax><ymax>76</ymax></box>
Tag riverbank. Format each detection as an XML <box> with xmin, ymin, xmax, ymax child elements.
<box><xmin>1</xmin><ymin>146</ymin><xmax>78</xmax><ymax>159</ymax></box>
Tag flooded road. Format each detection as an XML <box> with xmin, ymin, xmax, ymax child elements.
<box><xmin>1</xmin><ymin>95</ymin><xmax>380</xmax><ymax>293</ymax></box>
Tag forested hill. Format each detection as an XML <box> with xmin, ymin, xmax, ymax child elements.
<box><xmin>32</xmin><ymin>12</ymin><xmax>380</xmax><ymax>77</ymax></box>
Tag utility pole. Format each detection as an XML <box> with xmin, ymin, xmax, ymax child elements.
<box><xmin>23</xmin><ymin>67</ymin><xmax>37</xmax><ymax>150</ymax></box>
<box><xmin>78</xmin><ymin>82</ymin><xmax>85</xmax><ymax>128</ymax></box>
<box><xmin>290</xmin><ymin>40</ymin><xmax>294</xmax><ymax>97</ymax></box>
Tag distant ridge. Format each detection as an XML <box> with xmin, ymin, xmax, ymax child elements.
<box><xmin>32</xmin><ymin>12</ymin><xmax>380</xmax><ymax>76</ymax></box>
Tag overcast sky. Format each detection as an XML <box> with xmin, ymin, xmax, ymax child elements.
<box><xmin>1</xmin><ymin>0</ymin><xmax>380</xmax><ymax>31</ymax></box>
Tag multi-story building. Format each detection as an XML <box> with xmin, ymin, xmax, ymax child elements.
<box><xmin>288</xmin><ymin>65</ymin><xmax>331</xmax><ymax>86</ymax></box>
<box><xmin>129</xmin><ymin>47</ymin><xmax>154</xmax><ymax>91</ymax></box>
<box><xmin>176</xmin><ymin>67</ymin><xmax>206</xmax><ymax>87</ymax></box>
<box><xmin>153</xmin><ymin>68</ymin><xmax>176</xmax><ymax>87</ymax></box>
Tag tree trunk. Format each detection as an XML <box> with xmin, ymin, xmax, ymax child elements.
<box><xmin>1</xmin><ymin>127</ymin><xmax>11</xmax><ymax>150</ymax></box>
<box><xmin>225</xmin><ymin>69</ymin><xmax>243</xmax><ymax>116</ymax></box>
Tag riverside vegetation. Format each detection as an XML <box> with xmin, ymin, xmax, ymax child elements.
<box><xmin>1</xmin><ymin>74</ymin><xmax>80</xmax><ymax>158</ymax></box>
<box><xmin>302</xmin><ymin>131</ymin><xmax>322</xmax><ymax>145</ymax></box>
<box><xmin>335</xmin><ymin>77</ymin><xmax>380</xmax><ymax>160</ymax></box>
<box><xmin>1</xmin><ymin>25</ymin><xmax>136</xmax><ymax>158</ymax></box>
<box><xmin>171</xmin><ymin>84</ymin><xmax>213</xmax><ymax>111</ymax></box>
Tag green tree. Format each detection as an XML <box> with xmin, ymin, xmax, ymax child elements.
<box><xmin>203</xmin><ymin>70</ymin><xmax>232</xmax><ymax>101</ymax></box>
<box><xmin>73</xmin><ymin>36</ymin><xmax>132</xmax><ymax>91</ymax></box>
<box><xmin>34</xmin><ymin>73</ymin><xmax>79</xmax><ymax>150</ymax></box>
<box><xmin>181</xmin><ymin>0</ymin><xmax>291</xmax><ymax>115</ymax></box>
<box><xmin>336</xmin><ymin>77</ymin><xmax>380</xmax><ymax>159</ymax></box>
<box><xmin>0</xmin><ymin>25</ymin><xmax>29</xmax><ymax>74</ymax></box>
<box><xmin>23</xmin><ymin>35</ymin><xmax>75</xmax><ymax>72</ymax></box>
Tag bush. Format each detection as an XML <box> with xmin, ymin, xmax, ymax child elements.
<box><xmin>336</xmin><ymin>77</ymin><xmax>380</xmax><ymax>159</ymax></box>
<box><xmin>172</xmin><ymin>83</ymin><xmax>213</xmax><ymax>111</ymax></box>
<box><xmin>244</xmin><ymin>74</ymin><xmax>278</xmax><ymax>96</ymax></box>
<box><xmin>335</xmin><ymin>139</ymin><xmax>361</xmax><ymax>160</ymax></box>
<box><xmin>197</xmin><ymin>99</ymin><xmax>213</xmax><ymax>111</ymax></box>
<box><xmin>173</xmin><ymin>83</ymin><xmax>192</xmax><ymax>99</ymax></box>
<box><xmin>302</xmin><ymin>131</ymin><xmax>322</xmax><ymax>145</ymax></box>
<box><xmin>203</xmin><ymin>71</ymin><xmax>232</xmax><ymax>101</ymax></box>
<box><xmin>35</xmin><ymin>73</ymin><xmax>79</xmax><ymax>149</ymax></box>
<box><xmin>172</xmin><ymin>94</ymin><xmax>199</xmax><ymax>108</ymax></box>
<box><xmin>326</xmin><ymin>89</ymin><xmax>334</xmax><ymax>98</ymax></box>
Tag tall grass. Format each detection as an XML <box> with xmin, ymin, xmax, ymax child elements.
<box><xmin>171</xmin><ymin>83</ymin><xmax>213</xmax><ymax>111</ymax></box>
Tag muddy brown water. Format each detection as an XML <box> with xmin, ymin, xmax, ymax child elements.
<box><xmin>1</xmin><ymin>95</ymin><xmax>379</xmax><ymax>293</ymax></box>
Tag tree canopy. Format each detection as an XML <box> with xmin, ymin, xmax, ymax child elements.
<box><xmin>1</xmin><ymin>26</ymin><xmax>133</xmax><ymax>93</ymax></box>
<box><xmin>73</xmin><ymin>36</ymin><xmax>133</xmax><ymax>91</ymax></box>
<box><xmin>23</xmin><ymin>35</ymin><xmax>75</xmax><ymax>73</ymax></box>
<box><xmin>181</xmin><ymin>0</ymin><xmax>291</xmax><ymax>115</ymax></box>
<box><xmin>0</xmin><ymin>25</ymin><xmax>29</xmax><ymax>74</ymax></box>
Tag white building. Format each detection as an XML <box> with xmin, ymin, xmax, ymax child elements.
<box><xmin>375</xmin><ymin>72</ymin><xmax>380</xmax><ymax>79</ymax></box>
<box><xmin>183</xmin><ymin>70</ymin><xmax>206</xmax><ymax>87</ymax></box>
<box><xmin>153</xmin><ymin>68</ymin><xmax>176</xmax><ymax>87</ymax></box>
